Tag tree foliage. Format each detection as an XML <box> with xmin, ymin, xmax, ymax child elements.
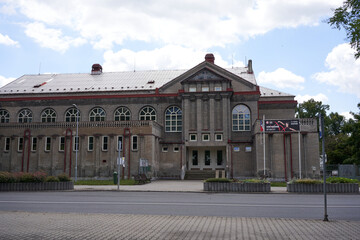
<box><xmin>328</xmin><ymin>0</ymin><xmax>360</xmax><ymax>59</ymax></box>
<box><xmin>296</xmin><ymin>98</ymin><xmax>329</xmax><ymax>119</ymax></box>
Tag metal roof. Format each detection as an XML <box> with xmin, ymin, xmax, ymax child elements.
<box><xmin>0</xmin><ymin>67</ymin><xmax>263</xmax><ymax>95</ymax></box>
<box><xmin>259</xmin><ymin>86</ymin><xmax>293</xmax><ymax>97</ymax></box>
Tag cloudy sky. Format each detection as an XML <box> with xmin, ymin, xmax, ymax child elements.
<box><xmin>0</xmin><ymin>0</ymin><xmax>359</xmax><ymax>118</ymax></box>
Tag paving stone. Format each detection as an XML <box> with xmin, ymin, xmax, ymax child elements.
<box><xmin>0</xmin><ymin>211</ymin><xmax>359</xmax><ymax>239</ymax></box>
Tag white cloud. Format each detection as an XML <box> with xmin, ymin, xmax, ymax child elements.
<box><xmin>0</xmin><ymin>75</ymin><xmax>15</xmax><ymax>87</ymax></box>
<box><xmin>313</xmin><ymin>43</ymin><xmax>360</xmax><ymax>98</ymax></box>
<box><xmin>24</xmin><ymin>22</ymin><xmax>86</xmax><ymax>53</ymax></box>
<box><xmin>6</xmin><ymin>0</ymin><xmax>342</xmax><ymax>51</ymax></box>
<box><xmin>103</xmin><ymin>45</ymin><xmax>244</xmax><ymax>72</ymax></box>
<box><xmin>340</xmin><ymin>111</ymin><xmax>354</xmax><ymax>120</ymax></box>
<box><xmin>0</xmin><ymin>33</ymin><xmax>19</xmax><ymax>47</ymax></box>
<box><xmin>257</xmin><ymin>68</ymin><xmax>305</xmax><ymax>89</ymax></box>
<box><xmin>295</xmin><ymin>93</ymin><xmax>329</xmax><ymax>103</ymax></box>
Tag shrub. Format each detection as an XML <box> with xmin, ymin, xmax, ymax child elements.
<box><xmin>57</xmin><ymin>173</ymin><xmax>71</xmax><ymax>182</ymax></box>
<box><xmin>0</xmin><ymin>172</ymin><xmax>16</xmax><ymax>183</ymax></box>
<box><xmin>326</xmin><ymin>177</ymin><xmax>359</xmax><ymax>184</ymax></box>
<box><xmin>205</xmin><ymin>178</ymin><xmax>231</xmax><ymax>183</ymax></box>
<box><xmin>45</xmin><ymin>176</ymin><xmax>60</xmax><ymax>182</ymax></box>
<box><xmin>240</xmin><ymin>179</ymin><xmax>269</xmax><ymax>183</ymax></box>
<box><xmin>289</xmin><ymin>178</ymin><xmax>322</xmax><ymax>184</ymax></box>
<box><xmin>32</xmin><ymin>171</ymin><xmax>47</xmax><ymax>183</ymax></box>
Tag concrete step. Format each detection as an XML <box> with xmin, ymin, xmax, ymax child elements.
<box><xmin>184</xmin><ymin>170</ymin><xmax>215</xmax><ymax>180</ymax></box>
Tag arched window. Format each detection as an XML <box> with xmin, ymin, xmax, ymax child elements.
<box><xmin>232</xmin><ymin>105</ymin><xmax>251</xmax><ymax>131</ymax></box>
<box><xmin>165</xmin><ymin>106</ymin><xmax>182</xmax><ymax>132</ymax></box>
<box><xmin>139</xmin><ymin>106</ymin><xmax>156</xmax><ymax>121</ymax></box>
<box><xmin>41</xmin><ymin>108</ymin><xmax>57</xmax><ymax>122</ymax></box>
<box><xmin>114</xmin><ymin>107</ymin><xmax>131</xmax><ymax>121</ymax></box>
<box><xmin>65</xmin><ymin>107</ymin><xmax>80</xmax><ymax>122</ymax></box>
<box><xmin>89</xmin><ymin>107</ymin><xmax>106</xmax><ymax>121</ymax></box>
<box><xmin>0</xmin><ymin>109</ymin><xmax>10</xmax><ymax>123</ymax></box>
<box><xmin>18</xmin><ymin>109</ymin><xmax>33</xmax><ymax>123</ymax></box>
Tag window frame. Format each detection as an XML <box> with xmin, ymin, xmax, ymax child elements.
<box><xmin>131</xmin><ymin>135</ymin><xmax>138</xmax><ymax>151</ymax></box>
<box><xmin>202</xmin><ymin>134</ymin><xmax>210</xmax><ymax>141</ymax></box>
<box><xmin>73</xmin><ymin>136</ymin><xmax>79</xmax><ymax>151</ymax></box>
<box><xmin>31</xmin><ymin>137</ymin><xmax>37</xmax><ymax>152</ymax></box>
<box><xmin>0</xmin><ymin>109</ymin><xmax>10</xmax><ymax>123</ymax></box>
<box><xmin>139</xmin><ymin>106</ymin><xmax>156</xmax><ymax>121</ymax></box>
<box><xmin>116</xmin><ymin>136</ymin><xmax>123</xmax><ymax>151</ymax></box>
<box><xmin>18</xmin><ymin>137</ymin><xmax>24</xmax><ymax>152</ymax></box>
<box><xmin>41</xmin><ymin>108</ymin><xmax>57</xmax><ymax>123</ymax></box>
<box><xmin>65</xmin><ymin>107</ymin><xmax>80</xmax><ymax>122</ymax></box>
<box><xmin>102</xmin><ymin>136</ymin><xmax>109</xmax><ymax>151</ymax></box>
<box><xmin>4</xmin><ymin>137</ymin><xmax>10</xmax><ymax>152</ymax></box>
<box><xmin>232</xmin><ymin>104</ymin><xmax>251</xmax><ymax>132</ymax></box>
<box><xmin>165</xmin><ymin>106</ymin><xmax>182</xmax><ymax>132</ymax></box>
<box><xmin>89</xmin><ymin>107</ymin><xmax>106</xmax><ymax>122</ymax></box>
<box><xmin>189</xmin><ymin>134</ymin><xmax>197</xmax><ymax>142</ymax></box>
<box><xmin>88</xmin><ymin>136</ymin><xmax>94</xmax><ymax>151</ymax></box>
<box><xmin>59</xmin><ymin>137</ymin><xmax>65</xmax><ymax>152</ymax></box>
<box><xmin>18</xmin><ymin>109</ymin><xmax>33</xmax><ymax>123</ymax></box>
<box><xmin>45</xmin><ymin>137</ymin><xmax>51</xmax><ymax>152</ymax></box>
<box><xmin>215</xmin><ymin>134</ymin><xmax>223</xmax><ymax>141</ymax></box>
<box><xmin>114</xmin><ymin>107</ymin><xmax>131</xmax><ymax>121</ymax></box>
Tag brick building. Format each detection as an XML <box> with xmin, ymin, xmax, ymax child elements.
<box><xmin>0</xmin><ymin>54</ymin><xmax>319</xmax><ymax>180</ymax></box>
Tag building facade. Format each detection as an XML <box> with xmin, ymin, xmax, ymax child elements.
<box><xmin>0</xmin><ymin>54</ymin><xmax>320</xmax><ymax>180</ymax></box>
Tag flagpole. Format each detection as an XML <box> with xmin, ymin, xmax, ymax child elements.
<box><xmin>263</xmin><ymin>115</ymin><xmax>266</xmax><ymax>177</ymax></box>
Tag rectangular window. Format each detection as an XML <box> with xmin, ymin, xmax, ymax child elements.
<box><xmin>189</xmin><ymin>87</ymin><xmax>196</xmax><ymax>92</ymax></box>
<box><xmin>88</xmin><ymin>136</ymin><xmax>94</xmax><ymax>151</ymax></box>
<box><xmin>192</xmin><ymin>150</ymin><xmax>198</xmax><ymax>165</ymax></box>
<box><xmin>217</xmin><ymin>150</ymin><xmax>223</xmax><ymax>165</ymax></box>
<box><xmin>214</xmin><ymin>86</ymin><xmax>222</xmax><ymax>91</ymax></box>
<box><xmin>31</xmin><ymin>137</ymin><xmax>37</xmax><ymax>151</ymax></box>
<box><xmin>189</xmin><ymin>134</ymin><xmax>197</xmax><ymax>141</ymax></box>
<box><xmin>215</xmin><ymin>134</ymin><xmax>223</xmax><ymax>141</ymax></box>
<box><xmin>202</xmin><ymin>134</ymin><xmax>210</xmax><ymax>141</ymax></box>
<box><xmin>132</xmin><ymin>135</ymin><xmax>138</xmax><ymax>151</ymax></box>
<box><xmin>4</xmin><ymin>137</ymin><xmax>10</xmax><ymax>152</ymax></box>
<box><xmin>45</xmin><ymin>137</ymin><xmax>51</xmax><ymax>152</ymax></box>
<box><xmin>117</xmin><ymin>136</ymin><xmax>123</xmax><ymax>151</ymax></box>
<box><xmin>73</xmin><ymin>136</ymin><xmax>79</xmax><ymax>151</ymax></box>
<box><xmin>59</xmin><ymin>137</ymin><xmax>65</xmax><ymax>151</ymax></box>
<box><xmin>18</xmin><ymin>137</ymin><xmax>23</xmax><ymax>152</ymax></box>
<box><xmin>102</xmin><ymin>136</ymin><xmax>108</xmax><ymax>151</ymax></box>
<box><xmin>204</xmin><ymin>150</ymin><xmax>211</xmax><ymax>165</ymax></box>
<box><xmin>201</xmin><ymin>87</ymin><xmax>209</xmax><ymax>92</ymax></box>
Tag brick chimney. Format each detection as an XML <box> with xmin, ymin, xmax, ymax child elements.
<box><xmin>91</xmin><ymin>63</ymin><xmax>102</xmax><ymax>75</ymax></box>
<box><xmin>247</xmin><ymin>59</ymin><xmax>253</xmax><ymax>74</ymax></box>
<box><xmin>205</xmin><ymin>53</ymin><xmax>215</xmax><ymax>64</ymax></box>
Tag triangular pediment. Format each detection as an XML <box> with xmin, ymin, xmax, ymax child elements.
<box><xmin>160</xmin><ymin>61</ymin><xmax>257</xmax><ymax>93</ymax></box>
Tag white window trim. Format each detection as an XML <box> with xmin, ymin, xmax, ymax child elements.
<box><xmin>31</xmin><ymin>137</ymin><xmax>37</xmax><ymax>152</ymax></box>
<box><xmin>4</xmin><ymin>137</ymin><xmax>10</xmax><ymax>152</ymax></box>
<box><xmin>214</xmin><ymin>86</ymin><xmax>222</xmax><ymax>91</ymax></box>
<box><xmin>202</xmin><ymin>134</ymin><xmax>210</xmax><ymax>141</ymax></box>
<box><xmin>18</xmin><ymin>137</ymin><xmax>23</xmax><ymax>152</ymax></box>
<box><xmin>73</xmin><ymin>136</ymin><xmax>79</xmax><ymax>151</ymax></box>
<box><xmin>201</xmin><ymin>87</ymin><xmax>209</xmax><ymax>92</ymax></box>
<box><xmin>59</xmin><ymin>137</ymin><xmax>65</xmax><ymax>152</ymax></box>
<box><xmin>131</xmin><ymin>135</ymin><xmax>138</xmax><ymax>151</ymax></box>
<box><xmin>88</xmin><ymin>136</ymin><xmax>94</xmax><ymax>151</ymax></box>
<box><xmin>173</xmin><ymin>146</ymin><xmax>179</xmax><ymax>152</ymax></box>
<box><xmin>215</xmin><ymin>134</ymin><xmax>223</xmax><ymax>141</ymax></box>
<box><xmin>44</xmin><ymin>137</ymin><xmax>51</xmax><ymax>152</ymax></box>
<box><xmin>102</xmin><ymin>136</ymin><xmax>108</xmax><ymax>151</ymax></box>
<box><xmin>162</xmin><ymin>146</ymin><xmax>168</xmax><ymax>152</ymax></box>
<box><xmin>189</xmin><ymin>87</ymin><xmax>196</xmax><ymax>92</ymax></box>
<box><xmin>189</xmin><ymin>134</ymin><xmax>197</xmax><ymax>142</ymax></box>
<box><xmin>117</xmin><ymin>136</ymin><xmax>123</xmax><ymax>151</ymax></box>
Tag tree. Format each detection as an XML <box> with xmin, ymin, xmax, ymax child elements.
<box><xmin>328</xmin><ymin>0</ymin><xmax>360</xmax><ymax>59</ymax></box>
<box><xmin>343</xmin><ymin>103</ymin><xmax>360</xmax><ymax>164</ymax></box>
<box><xmin>325</xmin><ymin>112</ymin><xmax>346</xmax><ymax>136</ymax></box>
<box><xmin>296</xmin><ymin>98</ymin><xmax>329</xmax><ymax>119</ymax></box>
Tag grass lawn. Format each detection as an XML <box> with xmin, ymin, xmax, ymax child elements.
<box><xmin>270</xmin><ymin>182</ymin><xmax>287</xmax><ymax>187</ymax></box>
<box><xmin>74</xmin><ymin>179</ymin><xmax>137</xmax><ymax>185</ymax></box>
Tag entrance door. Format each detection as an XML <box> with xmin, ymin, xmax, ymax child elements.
<box><xmin>188</xmin><ymin>147</ymin><xmax>225</xmax><ymax>170</ymax></box>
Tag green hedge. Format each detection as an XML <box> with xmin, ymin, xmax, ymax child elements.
<box><xmin>205</xmin><ymin>178</ymin><xmax>269</xmax><ymax>183</ymax></box>
<box><xmin>0</xmin><ymin>171</ymin><xmax>71</xmax><ymax>183</ymax></box>
<box><xmin>289</xmin><ymin>177</ymin><xmax>359</xmax><ymax>184</ymax></box>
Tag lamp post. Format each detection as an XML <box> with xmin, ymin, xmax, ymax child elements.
<box><xmin>72</xmin><ymin>104</ymin><xmax>79</xmax><ymax>183</ymax></box>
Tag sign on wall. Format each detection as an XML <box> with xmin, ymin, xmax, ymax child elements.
<box><xmin>265</xmin><ymin>120</ymin><xmax>300</xmax><ymax>132</ymax></box>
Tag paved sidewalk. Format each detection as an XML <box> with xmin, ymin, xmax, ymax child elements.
<box><xmin>74</xmin><ymin>180</ymin><xmax>288</xmax><ymax>193</ymax></box>
<box><xmin>1</xmin><ymin>211</ymin><xmax>359</xmax><ymax>239</ymax></box>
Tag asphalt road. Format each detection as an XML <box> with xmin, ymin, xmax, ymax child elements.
<box><xmin>0</xmin><ymin>191</ymin><xmax>359</xmax><ymax>220</ymax></box>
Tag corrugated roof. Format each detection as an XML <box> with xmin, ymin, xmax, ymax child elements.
<box><xmin>260</xmin><ymin>86</ymin><xmax>293</xmax><ymax>97</ymax></box>
<box><xmin>0</xmin><ymin>66</ymin><xmax>261</xmax><ymax>95</ymax></box>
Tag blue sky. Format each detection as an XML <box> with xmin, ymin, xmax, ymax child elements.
<box><xmin>0</xmin><ymin>0</ymin><xmax>359</xmax><ymax>118</ymax></box>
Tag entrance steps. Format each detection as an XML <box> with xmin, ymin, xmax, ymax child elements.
<box><xmin>184</xmin><ymin>170</ymin><xmax>215</xmax><ymax>180</ymax></box>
